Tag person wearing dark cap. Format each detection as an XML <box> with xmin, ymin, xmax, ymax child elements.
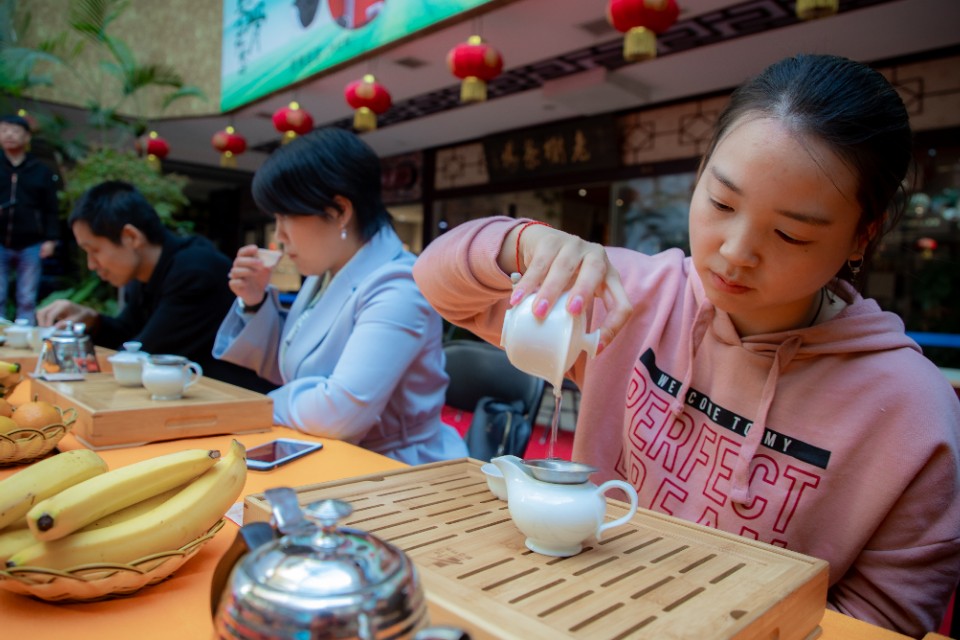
<box><xmin>0</xmin><ymin>114</ymin><xmax>60</xmax><ymax>322</ymax></box>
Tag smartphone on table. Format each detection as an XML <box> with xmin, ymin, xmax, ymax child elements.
<box><xmin>245</xmin><ymin>438</ymin><xmax>323</xmax><ymax>471</ymax></box>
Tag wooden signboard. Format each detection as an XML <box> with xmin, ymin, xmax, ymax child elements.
<box><xmin>31</xmin><ymin>372</ymin><xmax>272</xmax><ymax>450</ymax></box>
<box><xmin>245</xmin><ymin>459</ymin><xmax>828</xmax><ymax>640</ymax></box>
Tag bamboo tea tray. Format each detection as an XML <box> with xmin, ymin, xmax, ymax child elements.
<box><xmin>31</xmin><ymin>372</ymin><xmax>272</xmax><ymax>449</ymax></box>
<box><xmin>245</xmin><ymin>458</ymin><xmax>828</xmax><ymax>640</ymax></box>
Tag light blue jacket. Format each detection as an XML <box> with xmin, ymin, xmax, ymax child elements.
<box><xmin>214</xmin><ymin>225</ymin><xmax>467</xmax><ymax>465</ymax></box>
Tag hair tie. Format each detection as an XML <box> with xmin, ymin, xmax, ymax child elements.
<box><xmin>515</xmin><ymin>221</ymin><xmax>551</xmax><ymax>274</ymax></box>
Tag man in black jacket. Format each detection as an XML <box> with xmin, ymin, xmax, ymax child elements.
<box><xmin>0</xmin><ymin>114</ymin><xmax>60</xmax><ymax>322</ymax></box>
<box><xmin>36</xmin><ymin>180</ymin><xmax>275</xmax><ymax>393</ymax></box>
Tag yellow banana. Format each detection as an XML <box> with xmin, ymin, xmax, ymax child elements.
<box><xmin>0</xmin><ymin>360</ymin><xmax>20</xmax><ymax>374</ymax></box>
<box><xmin>27</xmin><ymin>448</ymin><xmax>222</xmax><ymax>541</ymax></box>
<box><xmin>0</xmin><ymin>449</ymin><xmax>108</xmax><ymax>529</ymax></box>
<box><xmin>79</xmin><ymin>487</ymin><xmax>181</xmax><ymax>531</ymax></box>
<box><xmin>0</xmin><ymin>525</ymin><xmax>35</xmax><ymax>564</ymax></box>
<box><xmin>1</xmin><ymin>486</ymin><xmax>183</xmax><ymax>563</ymax></box>
<box><xmin>8</xmin><ymin>439</ymin><xmax>246</xmax><ymax>570</ymax></box>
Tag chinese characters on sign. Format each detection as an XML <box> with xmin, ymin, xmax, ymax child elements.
<box><xmin>483</xmin><ymin>116</ymin><xmax>619</xmax><ymax>183</ymax></box>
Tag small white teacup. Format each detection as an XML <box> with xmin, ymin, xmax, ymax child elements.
<box><xmin>481</xmin><ymin>462</ymin><xmax>507</xmax><ymax>500</ymax></box>
<box><xmin>5</xmin><ymin>320</ymin><xmax>31</xmax><ymax>349</ymax></box>
<box><xmin>142</xmin><ymin>354</ymin><xmax>203</xmax><ymax>401</ymax></box>
<box><xmin>256</xmin><ymin>248</ymin><xmax>282</xmax><ymax>268</ymax></box>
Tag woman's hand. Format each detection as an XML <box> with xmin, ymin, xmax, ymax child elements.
<box><xmin>228</xmin><ymin>245</ymin><xmax>272</xmax><ymax>307</ymax></box>
<box><xmin>498</xmin><ymin>223</ymin><xmax>633</xmax><ymax>352</ymax></box>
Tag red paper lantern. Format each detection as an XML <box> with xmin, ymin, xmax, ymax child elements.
<box><xmin>607</xmin><ymin>0</ymin><xmax>679</xmax><ymax>62</ymax></box>
<box><xmin>272</xmin><ymin>101</ymin><xmax>314</xmax><ymax>144</ymax></box>
<box><xmin>137</xmin><ymin>131</ymin><xmax>169</xmax><ymax>170</ymax></box>
<box><xmin>447</xmin><ymin>35</ymin><xmax>504</xmax><ymax>103</ymax></box>
<box><xmin>344</xmin><ymin>74</ymin><xmax>392</xmax><ymax>132</ymax></box>
<box><xmin>212</xmin><ymin>126</ymin><xmax>247</xmax><ymax>167</ymax></box>
<box><xmin>795</xmin><ymin>0</ymin><xmax>838</xmax><ymax>20</ymax></box>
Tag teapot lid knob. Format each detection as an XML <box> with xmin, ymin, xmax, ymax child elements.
<box><xmin>304</xmin><ymin>499</ymin><xmax>353</xmax><ymax>529</ymax></box>
<box><xmin>122</xmin><ymin>341</ymin><xmax>143</xmax><ymax>352</ymax></box>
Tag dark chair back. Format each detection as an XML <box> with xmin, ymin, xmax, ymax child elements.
<box><xmin>443</xmin><ymin>339</ymin><xmax>545</xmax><ymax>431</ymax></box>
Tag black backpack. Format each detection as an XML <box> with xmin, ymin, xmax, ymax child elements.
<box><xmin>464</xmin><ymin>396</ymin><xmax>533</xmax><ymax>462</ymax></box>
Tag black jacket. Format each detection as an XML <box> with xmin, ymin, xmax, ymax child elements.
<box><xmin>96</xmin><ymin>231</ymin><xmax>276</xmax><ymax>393</ymax></box>
<box><xmin>0</xmin><ymin>154</ymin><xmax>60</xmax><ymax>249</ymax></box>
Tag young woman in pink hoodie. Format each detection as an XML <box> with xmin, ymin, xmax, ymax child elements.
<box><xmin>413</xmin><ymin>54</ymin><xmax>960</xmax><ymax>638</ymax></box>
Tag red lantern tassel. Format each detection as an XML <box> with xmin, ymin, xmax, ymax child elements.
<box><xmin>220</xmin><ymin>151</ymin><xmax>237</xmax><ymax>168</ymax></box>
<box><xmin>624</xmin><ymin>26</ymin><xmax>656</xmax><ymax>61</ymax></box>
<box><xmin>460</xmin><ymin>76</ymin><xmax>487</xmax><ymax>102</ymax></box>
<box><xmin>353</xmin><ymin>107</ymin><xmax>377</xmax><ymax>132</ymax></box>
<box><xmin>796</xmin><ymin>0</ymin><xmax>838</xmax><ymax>20</ymax></box>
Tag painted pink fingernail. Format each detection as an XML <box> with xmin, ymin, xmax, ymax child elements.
<box><xmin>568</xmin><ymin>295</ymin><xmax>584</xmax><ymax>314</ymax></box>
<box><xmin>534</xmin><ymin>298</ymin><xmax>549</xmax><ymax>318</ymax></box>
<box><xmin>509</xmin><ymin>288</ymin><xmax>524</xmax><ymax>305</ymax></box>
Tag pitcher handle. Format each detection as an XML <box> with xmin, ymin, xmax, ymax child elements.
<box><xmin>595</xmin><ymin>479</ymin><xmax>639</xmax><ymax>540</ymax></box>
<box><xmin>185</xmin><ymin>362</ymin><xmax>203</xmax><ymax>390</ymax></box>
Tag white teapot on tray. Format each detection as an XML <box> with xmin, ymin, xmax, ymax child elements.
<box><xmin>491</xmin><ymin>455</ymin><xmax>639</xmax><ymax>557</ymax></box>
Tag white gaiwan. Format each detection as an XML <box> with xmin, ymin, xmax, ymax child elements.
<box><xmin>500</xmin><ymin>291</ymin><xmax>600</xmax><ymax>390</ymax></box>
<box><xmin>107</xmin><ymin>341</ymin><xmax>150</xmax><ymax>387</ymax></box>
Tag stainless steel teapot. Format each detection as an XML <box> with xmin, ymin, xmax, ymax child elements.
<box><xmin>35</xmin><ymin>321</ymin><xmax>101</xmax><ymax>376</ymax></box>
<box><xmin>211</xmin><ymin>487</ymin><xmax>468</xmax><ymax>640</ymax></box>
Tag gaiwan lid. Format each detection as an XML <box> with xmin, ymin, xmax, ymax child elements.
<box><xmin>108</xmin><ymin>341</ymin><xmax>149</xmax><ymax>363</ymax></box>
<box><xmin>238</xmin><ymin>490</ymin><xmax>410</xmax><ymax>606</ymax></box>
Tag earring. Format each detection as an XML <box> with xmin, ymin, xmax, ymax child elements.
<box><xmin>340</xmin><ymin>228</ymin><xmax>347</xmax><ymax>240</ymax></box>
<box><xmin>847</xmin><ymin>255</ymin><xmax>864</xmax><ymax>276</ymax></box>
<box><xmin>847</xmin><ymin>254</ymin><xmax>864</xmax><ymax>286</ymax></box>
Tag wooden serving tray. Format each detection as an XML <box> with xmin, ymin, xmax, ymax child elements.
<box><xmin>31</xmin><ymin>372</ymin><xmax>272</xmax><ymax>449</ymax></box>
<box><xmin>245</xmin><ymin>459</ymin><xmax>829</xmax><ymax>640</ymax></box>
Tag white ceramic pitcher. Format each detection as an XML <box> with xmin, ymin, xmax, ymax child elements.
<box><xmin>142</xmin><ymin>354</ymin><xmax>202</xmax><ymax>400</ymax></box>
<box><xmin>492</xmin><ymin>455</ymin><xmax>639</xmax><ymax>557</ymax></box>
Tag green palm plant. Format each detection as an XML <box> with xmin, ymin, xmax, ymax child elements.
<box><xmin>0</xmin><ymin>0</ymin><xmax>207</xmax><ymax>310</ymax></box>
<box><xmin>36</xmin><ymin>0</ymin><xmax>206</xmax><ymax>153</ymax></box>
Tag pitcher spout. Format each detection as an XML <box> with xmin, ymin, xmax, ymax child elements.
<box><xmin>491</xmin><ymin>455</ymin><xmax>531</xmax><ymax>491</ymax></box>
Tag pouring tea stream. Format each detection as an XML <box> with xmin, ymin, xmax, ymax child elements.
<box><xmin>500</xmin><ymin>279</ymin><xmax>599</xmax><ymax>458</ymax></box>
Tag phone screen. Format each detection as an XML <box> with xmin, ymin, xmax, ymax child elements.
<box><xmin>246</xmin><ymin>439</ymin><xmax>323</xmax><ymax>469</ymax></box>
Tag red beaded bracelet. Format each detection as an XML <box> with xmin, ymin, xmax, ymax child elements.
<box><xmin>515</xmin><ymin>221</ymin><xmax>551</xmax><ymax>274</ymax></box>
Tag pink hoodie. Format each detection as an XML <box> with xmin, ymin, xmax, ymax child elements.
<box><xmin>413</xmin><ymin>217</ymin><xmax>960</xmax><ymax>638</ymax></box>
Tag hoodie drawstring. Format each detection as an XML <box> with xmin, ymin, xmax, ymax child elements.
<box><xmin>728</xmin><ymin>335</ymin><xmax>803</xmax><ymax>504</ymax></box>
<box><xmin>671</xmin><ymin>302</ymin><xmax>714</xmax><ymax>417</ymax></box>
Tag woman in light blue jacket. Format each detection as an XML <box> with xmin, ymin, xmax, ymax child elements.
<box><xmin>214</xmin><ymin>128</ymin><xmax>467</xmax><ymax>465</ymax></box>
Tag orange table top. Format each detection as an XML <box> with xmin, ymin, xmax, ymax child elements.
<box><xmin>0</xmin><ymin>380</ymin><xmax>934</xmax><ymax>640</ymax></box>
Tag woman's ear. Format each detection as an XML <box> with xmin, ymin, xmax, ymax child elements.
<box><xmin>332</xmin><ymin>195</ymin><xmax>355</xmax><ymax>229</ymax></box>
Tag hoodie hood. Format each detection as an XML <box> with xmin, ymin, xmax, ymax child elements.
<box><xmin>674</xmin><ymin>274</ymin><xmax>920</xmax><ymax>503</ymax></box>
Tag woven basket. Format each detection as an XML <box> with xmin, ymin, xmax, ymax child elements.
<box><xmin>0</xmin><ymin>519</ymin><xmax>224</xmax><ymax>602</ymax></box>
<box><xmin>0</xmin><ymin>407</ymin><xmax>78</xmax><ymax>466</ymax></box>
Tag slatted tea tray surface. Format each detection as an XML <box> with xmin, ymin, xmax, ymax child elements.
<box><xmin>245</xmin><ymin>459</ymin><xmax>828</xmax><ymax>640</ymax></box>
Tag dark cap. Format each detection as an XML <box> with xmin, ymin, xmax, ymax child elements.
<box><xmin>0</xmin><ymin>115</ymin><xmax>31</xmax><ymax>133</ymax></box>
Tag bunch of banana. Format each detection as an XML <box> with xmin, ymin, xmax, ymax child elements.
<box><xmin>26</xmin><ymin>447</ymin><xmax>222</xmax><ymax>541</ymax></box>
<box><xmin>0</xmin><ymin>449</ymin><xmax>108</xmax><ymax>529</ymax></box>
<box><xmin>6</xmin><ymin>439</ymin><xmax>247</xmax><ymax>570</ymax></box>
<box><xmin>0</xmin><ymin>449</ymin><xmax>108</xmax><ymax>563</ymax></box>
